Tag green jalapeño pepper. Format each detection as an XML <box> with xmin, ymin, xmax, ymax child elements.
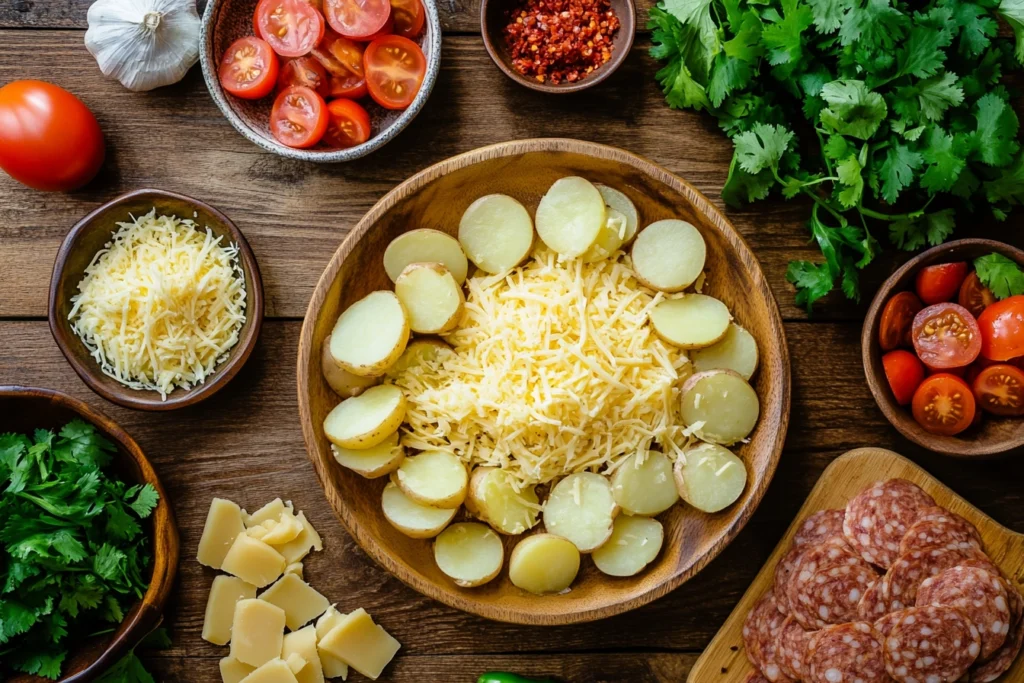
<box><xmin>477</xmin><ymin>672</ymin><xmax>559</xmax><ymax>683</ymax></box>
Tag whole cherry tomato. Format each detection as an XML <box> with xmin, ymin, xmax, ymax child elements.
<box><xmin>915</xmin><ymin>262</ymin><xmax>969</xmax><ymax>305</ymax></box>
<box><xmin>978</xmin><ymin>295</ymin><xmax>1024</xmax><ymax>361</ymax></box>
<box><xmin>882</xmin><ymin>350</ymin><xmax>925</xmax><ymax>406</ymax></box>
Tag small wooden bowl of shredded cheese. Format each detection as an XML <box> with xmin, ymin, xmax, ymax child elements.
<box><xmin>49</xmin><ymin>189</ymin><xmax>264</xmax><ymax>411</ymax></box>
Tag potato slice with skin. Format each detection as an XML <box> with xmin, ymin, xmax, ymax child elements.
<box><xmin>542</xmin><ymin>472</ymin><xmax>618</xmax><ymax>553</ymax></box>
<box><xmin>536</xmin><ymin>176</ymin><xmax>606</xmax><ymax>258</ymax></box>
<box><xmin>675</xmin><ymin>442</ymin><xmax>747</xmax><ymax>513</ymax></box>
<box><xmin>650</xmin><ymin>295</ymin><xmax>731</xmax><ymax>349</ymax></box>
<box><xmin>329</xmin><ymin>291</ymin><xmax>410</xmax><ymax>377</ymax></box>
<box><xmin>631</xmin><ymin>220</ymin><xmax>706</xmax><ymax>292</ymax></box>
<box><xmin>323</xmin><ymin>385</ymin><xmax>406</xmax><ymax>450</ymax></box>
<box><xmin>433</xmin><ymin>522</ymin><xmax>504</xmax><ymax>587</ymax></box>
<box><xmin>331</xmin><ymin>431</ymin><xmax>404</xmax><ymax>478</ymax></box>
<box><xmin>381</xmin><ymin>482</ymin><xmax>457</xmax><ymax>539</ymax></box>
<box><xmin>692</xmin><ymin>323</ymin><xmax>759</xmax><ymax>380</ymax></box>
<box><xmin>581</xmin><ymin>208</ymin><xmax>628</xmax><ymax>263</ymax></box>
<box><xmin>592</xmin><ymin>515</ymin><xmax>665</xmax><ymax>577</ymax></box>
<box><xmin>466</xmin><ymin>467</ymin><xmax>540</xmax><ymax>535</ymax></box>
<box><xmin>596</xmin><ymin>184</ymin><xmax>639</xmax><ymax>245</ymax></box>
<box><xmin>680</xmin><ymin>370</ymin><xmax>760</xmax><ymax>445</ymax></box>
<box><xmin>383</xmin><ymin>229</ymin><xmax>469</xmax><ymax>284</ymax></box>
<box><xmin>509</xmin><ymin>533</ymin><xmax>580</xmax><ymax>594</ymax></box>
<box><xmin>610</xmin><ymin>451</ymin><xmax>679</xmax><ymax>516</ymax></box>
<box><xmin>395</xmin><ymin>263</ymin><xmax>465</xmax><ymax>334</ymax></box>
<box><xmin>394</xmin><ymin>450</ymin><xmax>468</xmax><ymax>509</ymax></box>
<box><xmin>322</xmin><ymin>334</ymin><xmax>379</xmax><ymax>398</ymax></box>
<box><xmin>458</xmin><ymin>194</ymin><xmax>535</xmax><ymax>274</ymax></box>
<box><xmin>385</xmin><ymin>338</ymin><xmax>453</xmax><ymax>379</ymax></box>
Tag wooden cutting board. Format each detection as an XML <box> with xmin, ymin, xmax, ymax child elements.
<box><xmin>688</xmin><ymin>447</ymin><xmax>1024</xmax><ymax>683</ymax></box>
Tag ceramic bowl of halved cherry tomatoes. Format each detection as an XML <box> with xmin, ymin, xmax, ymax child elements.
<box><xmin>199</xmin><ymin>0</ymin><xmax>440</xmax><ymax>161</ymax></box>
<box><xmin>863</xmin><ymin>238</ymin><xmax>1024</xmax><ymax>458</ymax></box>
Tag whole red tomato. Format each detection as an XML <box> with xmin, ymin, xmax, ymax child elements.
<box><xmin>0</xmin><ymin>80</ymin><xmax>105</xmax><ymax>191</ymax></box>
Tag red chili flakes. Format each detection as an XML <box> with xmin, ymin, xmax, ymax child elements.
<box><xmin>502</xmin><ymin>0</ymin><xmax>621</xmax><ymax>85</ymax></box>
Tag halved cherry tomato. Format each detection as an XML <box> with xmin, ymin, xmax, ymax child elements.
<box><xmin>882</xmin><ymin>350</ymin><xmax>925</xmax><ymax>406</ymax></box>
<box><xmin>312</xmin><ymin>30</ymin><xmax>365</xmax><ymax>78</ymax></box>
<box><xmin>978</xmin><ymin>295</ymin><xmax>1024</xmax><ymax>361</ymax></box>
<box><xmin>915</xmin><ymin>262</ymin><xmax>969</xmax><ymax>305</ymax></box>
<box><xmin>958</xmin><ymin>271</ymin><xmax>996</xmax><ymax>319</ymax></box>
<box><xmin>219</xmin><ymin>37</ymin><xmax>280</xmax><ymax>99</ymax></box>
<box><xmin>324</xmin><ymin>0</ymin><xmax>391</xmax><ymax>39</ymax></box>
<box><xmin>879</xmin><ymin>291</ymin><xmax>923</xmax><ymax>351</ymax></box>
<box><xmin>390</xmin><ymin>0</ymin><xmax>424</xmax><ymax>38</ymax></box>
<box><xmin>360</xmin><ymin>13</ymin><xmax>394</xmax><ymax>41</ymax></box>
<box><xmin>322</xmin><ymin>98</ymin><xmax>372</xmax><ymax>148</ymax></box>
<box><xmin>328</xmin><ymin>72</ymin><xmax>368</xmax><ymax>99</ymax></box>
<box><xmin>912</xmin><ymin>302</ymin><xmax>981</xmax><ymax>369</ymax></box>
<box><xmin>972</xmin><ymin>364</ymin><xmax>1024</xmax><ymax>416</ymax></box>
<box><xmin>278</xmin><ymin>56</ymin><xmax>330</xmax><ymax>97</ymax></box>
<box><xmin>364</xmin><ymin>35</ymin><xmax>426</xmax><ymax>109</ymax></box>
<box><xmin>912</xmin><ymin>373</ymin><xmax>976</xmax><ymax>436</ymax></box>
<box><xmin>257</xmin><ymin>0</ymin><xmax>325</xmax><ymax>57</ymax></box>
<box><xmin>270</xmin><ymin>85</ymin><xmax>328</xmax><ymax>148</ymax></box>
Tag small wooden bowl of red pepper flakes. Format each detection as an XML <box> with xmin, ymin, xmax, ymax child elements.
<box><xmin>480</xmin><ymin>0</ymin><xmax>635</xmax><ymax>92</ymax></box>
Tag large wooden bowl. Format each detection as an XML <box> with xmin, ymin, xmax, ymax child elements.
<box><xmin>297</xmin><ymin>139</ymin><xmax>791</xmax><ymax>624</ymax></box>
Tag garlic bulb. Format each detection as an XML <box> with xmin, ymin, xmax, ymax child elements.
<box><xmin>85</xmin><ymin>0</ymin><xmax>201</xmax><ymax>92</ymax></box>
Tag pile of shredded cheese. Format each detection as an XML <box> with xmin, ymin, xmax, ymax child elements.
<box><xmin>392</xmin><ymin>248</ymin><xmax>701</xmax><ymax>488</ymax></box>
<box><xmin>68</xmin><ymin>210</ymin><xmax>247</xmax><ymax>399</ymax></box>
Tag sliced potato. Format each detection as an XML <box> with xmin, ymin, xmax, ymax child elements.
<box><xmin>596</xmin><ymin>184</ymin><xmax>639</xmax><ymax>245</ymax></box>
<box><xmin>592</xmin><ymin>515</ymin><xmax>665</xmax><ymax>577</ymax></box>
<box><xmin>323</xmin><ymin>384</ymin><xmax>407</xmax><ymax>450</ymax></box>
<box><xmin>535</xmin><ymin>176</ymin><xmax>606</xmax><ymax>258</ymax></box>
<box><xmin>649</xmin><ymin>295</ymin><xmax>731</xmax><ymax>349</ymax></box>
<box><xmin>582</xmin><ymin>208</ymin><xmax>628</xmax><ymax>263</ymax></box>
<box><xmin>322</xmin><ymin>334</ymin><xmax>379</xmax><ymax>398</ymax></box>
<box><xmin>381</xmin><ymin>482</ymin><xmax>457</xmax><ymax>539</ymax></box>
<box><xmin>631</xmin><ymin>220</ymin><xmax>706</xmax><ymax>292</ymax></box>
<box><xmin>542</xmin><ymin>472</ymin><xmax>618</xmax><ymax>553</ymax></box>
<box><xmin>331</xmin><ymin>431</ymin><xmax>404</xmax><ymax>478</ymax></box>
<box><xmin>458</xmin><ymin>194</ymin><xmax>535</xmax><ymax>274</ymax></box>
<box><xmin>508</xmin><ymin>533</ymin><xmax>580</xmax><ymax>594</ymax></box>
<box><xmin>610</xmin><ymin>451</ymin><xmax>679</xmax><ymax>516</ymax></box>
<box><xmin>433</xmin><ymin>522</ymin><xmax>504</xmax><ymax>587</ymax></box>
<box><xmin>692</xmin><ymin>323</ymin><xmax>759</xmax><ymax>380</ymax></box>
<box><xmin>385</xmin><ymin>338</ymin><xmax>454</xmax><ymax>379</ymax></box>
<box><xmin>466</xmin><ymin>467</ymin><xmax>540</xmax><ymax>535</ymax></box>
<box><xmin>680</xmin><ymin>369</ymin><xmax>760</xmax><ymax>445</ymax></box>
<box><xmin>383</xmin><ymin>228</ymin><xmax>469</xmax><ymax>284</ymax></box>
<box><xmin>394</xmin><ymin>450</ymin><xmax>468</xmax><ymax>509</ymax></box>
<box><xmin>394</xmin><ymin>263</ymin><xmax>465</xmax><ymax>334</ymax></box>
<box><xmin>674</xmin><ymin>442</ymin><xmax>747</xmax><ymax>513</ymax></box>
<box><xmin>329</xmin><ymin>291</ymin><xmax>410</xmax><ymax>377</ymax></box>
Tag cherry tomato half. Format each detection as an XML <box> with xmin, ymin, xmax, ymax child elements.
<box><xmin>257</xmin><ymin>0</ymin><xmax>325</xmax><ymax>57</ymax></box>
<box><xmin>879</xmin><ymin>291</ymin><xmax>923</xmax><ymax>351</ymax></box>
<box><xmin>390</xmin><ymin>0</ymin><xmax>424</xmax><ymax>38</ymax></box>
<box><xmin>324</xmin><ymin>0</ymin><xmax>391</xmax><ymax>39</ymax></box>
<box><xmin>912</xmin><ymin>302</ymin><xmax>981</xmax><ymax>369</ymax></box>
<box><xmin>312</xmin><ymin>30</ymin><xmax>366</xmax><ymax>78</ymax></box>
<box><xmin>328</xmin><ymin>72</ymin><xmax>368</xmax><ymax>99</ymax></box>
<box><xmin>0</xmin><ymin>80</ymin><xmax>105</xmax><ymax>192</ymax></box>
<box><xmin>972</xmin><ymin>364</ymin><xmax>1024</xmax><ymax>416</ymax></box>
<box><xmin>322</xmin><ymin>98</ymin><xmax>372</xmax><ymax>148</ymax></box>
<box><xmin>220</xmin><ymin>37</ymin><xmax>280</xmax><ymax>99</ymax></box>
<box><xmin>882</xmin><ymin>350</ymin><xmax>925</xmax><ymax>406</ymax></box>
<box><xmin>278</xmin><ymin>56</ymin><xmax>330</xmax><ymax>97</ymax></box>
<box><xmin>364</xmin><ymin>35</ymin><xmax>426</xmax><ymax>109</ymax></box>
<box><xmin>270</xmin><ymin>85</ymin><xmax>329</xmax><ymax>148</ymax></box>
<box><xmin>958</xmin><ymin>271</ymin><xmax>996</xmax><ymax>319</ymax></box>
<box><xmin>360</xmin><ymin>13</ymin><xmax>394</xmax><ymax>41</ymax></box>
<box><xmin>915</xmin><ymin>262</ymin><xmax>969</xmax><ymax>305</ymax></box>
<box><xmin>912</xmin><ymin>373</ymin><xmax>976</xmax><ymax>436</ymax></box>
<box><xmin>978</xmin><ymin>295</ymin><xmax>1024</xmax><ymax>361</ymax></box>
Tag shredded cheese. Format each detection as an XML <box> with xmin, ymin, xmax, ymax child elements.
<box><xmin>68</xmin><ymin>210</ymin><xmax>247</xmax><ymax>399</ymax></box>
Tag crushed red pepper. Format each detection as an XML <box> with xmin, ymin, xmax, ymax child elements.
<box><xmin>502</xmin><ymin>0</ymin><xmax>621</xmax><ymax>85</ymax></box>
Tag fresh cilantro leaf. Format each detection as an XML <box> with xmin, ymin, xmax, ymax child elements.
<box><xmin>920</xmin><ymin>127</ymin><xmax>966</xmax><ymax>192</ymax></box>
<box><xmin>650</xmin><ymin>7</ymin><xmax>713</xmax><ymax>110</ymax></box>
<box><xmin>973</xmin><ymin>92</ymin><xmax>1020</xmax><ymax>166</ymax></box>
<box><xmin>823</xmin><ymin>135</ymin><xmax>852</xmax><ymax>160</ymax></box>
<box><xmin>94</xmin><ymin>652</ymin><xmax>154</xmax><ymax>683</ymax></box>
<box><xmin>880</xmin><ymin>144</ymin><xmax>923</xmax><ymax>202</ymax></box>
<box><xmin>761</xmin><ymin>0</ymin><xmax>815</xmax><ymax>66</ymax></box>
<box><xmin>895</xmin><ymin>25</ymin><xmax>952</xmax><ymax>79</ymax></box>
<box><xmin>949</xmin><ymin>0</ymin><xmax>997</xmax><ymax>56</ymax></box>
<box><xmin>807</xmin><ymin>0</ymin><xmax>851</xmax><ymax>32</ymax></box>
<box><xmin>983</xmin><ymin>150</ymin><xmax>1024</xmax><ymax>209</ymax></box>
<box><xmin>128</xmin><ymin>485</ymin><xmax>159</xmax><ymax>520</ymax></box>
<box><xmin>837</xmin><ymin>0</ymin><xmax>909</xmax><ymax>50</ymax></box>
<box><xmin>663</xmin><ymin>0</ymin><xmax>721</xmax><ymax>56</ymax></box>
<box><xmin>819</xmin><ymin>80</ymin><xmax>888</xmax><ymax>139</ymax></box>
<box><xmin>889</xmin><ymin>209</ymin><xmax>956</xmax><ymax>250</ymax></box>
<box><xmin>787</xmin><ymin>260</ymin><xmax>835</xmax><ymax>311</ymax></box>
<box><xmin>913</xmin><ymin>73</ymin><xmax>965</xmax><ymax>121</ymax></box>
<box><xmin>723</xmin><ymin>11</ymin><xmax>764</xmax><ymax>63</ymax></box>
<box><xmin>0</xmin><ymin>600</ymin><xmax>39</xmax><ymax>643</ymax></box>
<box><xmin>733</xmin><ymin>123</ymin><xmax>795</xmax><ymax>173</ymax></box>
<box><xmin>836</xmin><ymin>155</ymin><xmax>865</xmax><ymax>207</ymax></box>
<box><xmin>8</xmin><ymin>649</ymin><xmax>65</xmax><ymax>680</ymax></box>
<box><xmin>975</xmin><ymin>252</ymin><xmax>1024</xmax><ymax>298</ymax></box>
<box><xmin>999</xmin><ymin>0</ymin><xmax>1024</xmax><ymax>63</ymax></box>
<box><xmin>722</xmin><ymin>163</ymin><xmax>776</xmax><ymax>206</ymax></box>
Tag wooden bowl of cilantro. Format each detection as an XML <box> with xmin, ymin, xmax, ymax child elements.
<box><xmin>0</xmin><ymin>386</ymin><xmax>178</xmax><ymax>682</ymax></box>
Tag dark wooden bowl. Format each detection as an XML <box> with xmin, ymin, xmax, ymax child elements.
<box><xmin>48</xmin><ymin>189</ymin><xmax>264</xmax><ymax>411</ymax></box>
<box><xmin>480</xmin><ymin>0</ymin><xmax>635</xmax><ymax>93</ymax></box>
<box><xmin>0</xmin><ymin>386</ymin><xmax>179</xmax><ymax>683</ymax></box>
<box><xmin>862</xmin><ymin>238</ymin><xmax>1024</xmax><ymax>458</ymax></box>
<box><xmin>297</xmin><ymin>138</ymin><xmax>791</xmax><ymax>624</ymax></box>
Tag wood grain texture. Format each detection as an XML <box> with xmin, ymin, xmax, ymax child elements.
<box><xmin>688</xmin><ymin>447</ymin><xmax>1024</xmax><ymax>683</ymax></box>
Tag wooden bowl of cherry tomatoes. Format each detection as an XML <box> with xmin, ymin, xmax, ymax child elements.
<box><xmin>199</xmin><ymin>0</ymin><xmax>440</xmax><ymax>161</ymax></box>
<box><xmin>863</xmin><ymin>239</ymin><xmax>1024</xmax><ymax>458</ymax></box>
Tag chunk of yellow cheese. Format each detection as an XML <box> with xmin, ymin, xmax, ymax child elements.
<box><xmin>222</xmin><ymin>534</ymin><xmax>286</xmax><ymax>588</ymax></box>
<box><xmin>220</xmin><ymin>657</ymin><xmax>256</xmax><ymax>683</ymax></box>
<box><xmin>259</xmin><ymin>573</ymin><xmax>330</xmax><ymax>631</ymax></box>
<box><xmin>315</xmin><ymin>608</ymin><xmax>349</xmax><ymax>680</ymax></box>
<box><xmin>282</xmin><ymin>626</ymin><xmax>325</xmax><ymax>683</ymax></box>
<box><xmin>275</xmin><ymin>511</ymin><xmax>323</xmax><ymax>564</ymax></box>
<box><xmin>198</xmin><ymin>498</ymin><xmax>246</xmax><ymax>569</ymax></box>
<box><xmin>203</xmin><ymin>575</ymin><xmax>257</xmax><ymax>645</ymax></box>
<box><xmin>246</xmin><ymin>521</ymin><xmax>275</xmax><ymax>541</ymax></box>
<box><xmin>246</xmin><ymin>498</ymin><xmax>292</xmax><ymax>528</ymax></box>
<box><xmin>230</xmin><ymin>598</ymin><xmax>286</xmax><ymax>668</ymax></box>
<box><xmin>262</xmin><ymin>509</ymin><xmax>304</xmax><ymax>545</ymax></box>
<box><xmin>317</xmin><ymin>608</ymin><xmax>400</xmax><ymax>681</ymax></box>
<box><xmin>239</xmin><ymin>658</ymin><xmax>299</xmax><ymax>683</ymax></box>
<box><xmin>285</xmin><ymin>654</ymin><xmax>307</xmax><ymax>675</ymax></box>
<box><xmin>285</xmin><ymin>562</ymin><xmax>303</xmax><ymax>579</ymax></box>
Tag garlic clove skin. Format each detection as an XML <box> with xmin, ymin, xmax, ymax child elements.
<box><xmin>85</xmin><ymin>0</ymin><xmax>202</xmax><ymax>92</ymax></box>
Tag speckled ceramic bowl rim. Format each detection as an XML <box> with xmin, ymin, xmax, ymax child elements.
<box><xmin>199</xmin><ymin>0</ymin><xmax>442</xmax><ymax>163</ymax></box>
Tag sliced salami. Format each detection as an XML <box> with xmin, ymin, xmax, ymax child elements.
<box><xmin>794</xmin><ymin>509</ymin><xmax>847</xmax><ymax>549</ymax></box>
<box><xmin>774</xmin><ymin>544</ymin><xmax>804</xmax><ymax>615</ymax></box>
<box><xmin>776</xmin><ymin>615</ymin><xmax>812</xmax><ymax>681</ymax></box>
<box><xmin>885</xmin><ymin>605</ymin><xmax>981</xmax><ymax>683</ymax></box>
<box><xmin>787</xmin><ymin>539</ymin><xmax>880</xmax><ymax>630</ymax></box>
<box><xmin>970</xmin><ymin>591</ymin><xmax>1023</xmax><ymax>682</ymax></box>
<box><xmin>805</xmin><ymin>621</ymin><xmax>888</xmax><ymax>683</ymax></box>
<box><xmin>885</xmin><ymin>544</ymin><xmax>996</xmax><ymax>611</ymax></box>
<box><xmin>900</xmin><ymin>510</ymin><xmax>983</xmax><ymax>556</ymax></box>
<box><xmin>843</xmin><ymin>479</ymin><xmax>935</xmax><ymax>569</ymax></box>
<box><xmin>858</xmin><ymin>576</ymin><xmax>890</xmax><ymax>621</ymax></box>
<box><xmin>875</xmin><ymin>608</ymin><xmax>912</xmax><ymax>639</ymax></box>
<box><xmin>744</xmin><ymin>593</ymin><xmax>794</xmax><ymax>682</ymax></box>
<box><xmin>918</xmin><ymin>566</ymin><xmax>1010</xmax><ymax>660</ymax></box>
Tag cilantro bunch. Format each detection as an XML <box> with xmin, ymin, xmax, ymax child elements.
<box><xmin>0</xmin><ymin>421</ymin><xmax>159</xmax><ymax>679</ymax></box>
<box><xmin>649</xmin><ymin>0</ymin><xmax>1024</xmax><ymax>309</ymax></box>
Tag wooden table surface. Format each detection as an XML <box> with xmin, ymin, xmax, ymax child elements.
<box><xmin>2</xmin><ymin>3</ymin><xmax>1023</xmax><ymax>681</ymax></box>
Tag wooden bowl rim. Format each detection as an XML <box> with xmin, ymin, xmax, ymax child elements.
<box><xmin>296</xmin><ymin>138</ymin><xmax>791</xmax><ymax>624</ymax></box>
<box><xmin>47</xmin><ymin>188</ymin><xmax>265</xmax><ymax>412</ymax></box>
<box><xmin>861</xmin><ymin>237</ymin><xmax>1024</xmax><ymax>458</ymax></box>
<box><xmin>0</xmin><ymin>385</ymin><xmax>180</xmax><ymax>683</ymax></box>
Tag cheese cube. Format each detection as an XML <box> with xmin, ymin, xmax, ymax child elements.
<box><xmin>275</xmin><ymin>512</ymin><xmax>323</xmax><ymax>564</ymax></box>
<box><xmin>315</xmin><ymin>608</ymin><xmax>349</xmax><ymax>680</ymax></box>
<box><xmin>246</xmin><ymin>498</ymin><xmax>292</xmax><ymax>528</ymax></box>
<box><xmin>285</xmin><ymin>654</ymin><xmax>307</xmax><ymax>675</ymax></box>
<box><xmin>222</xmin><ymin>534</ymin><xmax>286</xmax><ymax>588</ymax></box>
<box><xmin>285</xmin><ymin>562</ymin><xmax>304</xmax><ymax>579</ymax></box>
<box><xmin>230</xmin><ymin>599</ymin><xmax>287</xmax><ymax>668</ymax></box>
<box><xmin>318</xmin><ymin>609</ymin><xmax>400</xmax><ymax>681</ymax></box>
<box><xmin>198</xmin><ymin>498</ymin><xmax>246</xmax><ymax>569</ymax></box>
<box><xmin>283</xmin><ymin>626</ymin><xmax>325</xmax><ymax>683</ymax></box>
<box><xmin>260</xmin><ymin>573</ymin><xmax>330</xmax><ymax>631</ymax></box>
<box><xmin>247</xmin><ymin>520</ymin><xmax>276</xmax><ymax>540</ymax></box>
<box><xmin>220</xmin><ymin>657</ymin><xmax>256</xmax><ymax>683</ymax></box>
<box><xmin>203</xmin><ymin>575</ymin><xmax>257</xmax><ymax>645</ymax></box>
<box><xmin>262</xmin><ymin>510</ymin><xmax>304</xmax><ymax>545</ymax></box>
<box><xmin>239</xmin><ymin>658</ymin><xmax>299</xmax><ymax>683</ymax></box>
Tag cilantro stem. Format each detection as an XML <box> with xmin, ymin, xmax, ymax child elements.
<box><xmin>797</xmin><ymin>176</ymin><xmax>840</xmax><ymax>188</ymax></box>
<box><xmin>859</xmin><ymin>197</ymin><xmax>934</xmax><ymax>222</ymax></box>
